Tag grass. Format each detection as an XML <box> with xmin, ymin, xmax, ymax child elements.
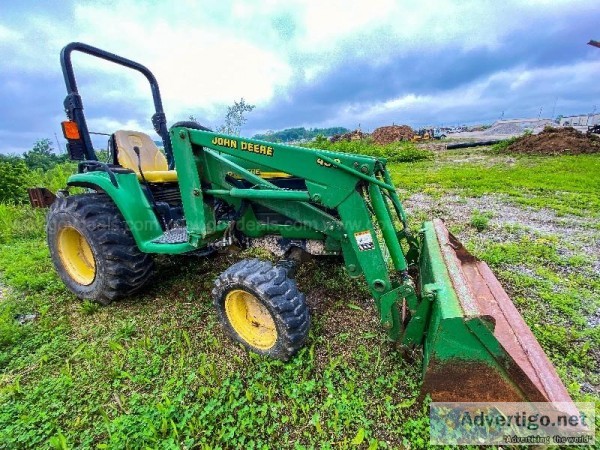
<box><xmin>0</xmin><ymin>146</ymin><xmax>599</xmax><ymax>448</ymax></box>
<box><xmin>0</xmin><ymin>249</ymin><xmax>426</xmax><ymax>448</ymax></box>
<box><xmin>389</xmin><ymin>151</ymin><xmax>600</xmax><ymax>216</ymax></box>
<box><xmin>305</xmin><ymin>136</ymin><xmax>434</xmax><ymax>163</ymax></box>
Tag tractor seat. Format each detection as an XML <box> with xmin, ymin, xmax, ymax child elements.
<box><xmin>113</xmin><ymin>130</ymin><xmax>177</xmax><ymax>183</ymax></box>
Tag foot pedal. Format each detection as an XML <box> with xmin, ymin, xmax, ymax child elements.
<box><xmin>152</xmin><ymin>227</ymin><xmax>188</xmax><ymax>244</ymax></box>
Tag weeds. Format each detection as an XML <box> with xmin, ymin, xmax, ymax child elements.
<box><xmin>490</xmin><ymin>130</ymin><xmax>532</xmax><ymax>153</ymax></box>
<box><xmin>0</xmin><ymin>161</ymin><xmax>76</xmax><ymax>205</ymax></box>
<box><xmin>115</xmin><ymin>320</ymin><xmax>137</xmax><ymax>340</ymax></box>
<box><xmin>469</xmin><ymin>210</ymin><xmax>492</xmax><ymax>231</ymax></box>
<box><xmin>306</xmin><ymin>137</ymin><xmax>434</xmax><ymax>163</ymax></box>
<box><xmin>491</xmin><ymin>135</ymin><xmax>521</xmax><ymax>152</ymax></box>
<box><xmin>0</xmin><ymin>203</ymin><xmax>46</xmax><ymax>244</ymax></box>
<box><xmin>80</xmin><ymin>300</ymin><xmax>100</xmax><ymax>316</ymax></box>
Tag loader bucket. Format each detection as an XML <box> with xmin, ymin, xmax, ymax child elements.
<box><xmin>419</xmin><ymin>219</ymin><xmax>574</xmax><ymax>405</ymax></box>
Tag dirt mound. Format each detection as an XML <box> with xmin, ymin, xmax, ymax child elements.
<box><xmin>372</xmin><ymin>125</ymin><xmax>415</xmax><ymax>145</ymax></box>
<box><xmin>329</xmin><ymin>129</ymin><xmax>369</xmax><ymax>143</ymax></box>
<box><xmin>507</xmin><ymin>127</ymin><xmax>600</xmax><ymax>155</ymax></box>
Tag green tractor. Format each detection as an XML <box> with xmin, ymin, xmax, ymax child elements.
<box><xmin>44</xmin><ymin>42</ymin><xmax>575</xmax><ymax>403</ymax></box>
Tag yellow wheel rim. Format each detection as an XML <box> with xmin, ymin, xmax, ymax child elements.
<box><xmin>57</xmin><ymin>226</ymin><xmax>96</xmax><ymax>285</ymax></box>
<box><xmin>224</xmin><ymin>289</ymin><xmax>277</xmax><ymax>350</ymax></box>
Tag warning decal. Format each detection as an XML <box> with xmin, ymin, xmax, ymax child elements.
<box><xmin>354</xmin><ymin>230</ymin><xmax>375</xmax><ymax>251</ymax></box>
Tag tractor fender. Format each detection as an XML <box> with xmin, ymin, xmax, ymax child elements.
<box><xmin>67</xmin><ymin>171</ymin><xmax>164</xmax><ymax>250</ymax></box>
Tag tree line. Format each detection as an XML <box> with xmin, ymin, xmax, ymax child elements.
<box><xmin>253</xmin><ymin>127</ymin><xmax>349</xmax><ymax>143</ymax></box>
<box><xmin>0</xmin><ymin>139</ymin><xmax>73</xmax><ymax>203</ymax></box>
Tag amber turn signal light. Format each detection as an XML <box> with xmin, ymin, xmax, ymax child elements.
<box><xmin>61</xmin><ymin>121</ymin><xmax>81</xmax><ymax>140</ymax></box>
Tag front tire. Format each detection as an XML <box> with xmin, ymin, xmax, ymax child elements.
<box><xmin>212</xmin><ymin>259</ymin><xmax>310</xmax><ymax>360</ymax></box>
<box><xmin>46</xmin><ymin>194</ymin><xmax>154</xmax><ymax>305</ymax></box>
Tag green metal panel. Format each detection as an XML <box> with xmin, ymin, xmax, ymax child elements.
<box><xmin>233</xmin><ymin>205</ymin><xmax>324</xmax><ymax>240</ymax></box>
<box><xmin>174</xmin><ymin>128</ymin><xmax>373</xmax><ymax>209</ymax></box>
<box><xmin>67</xmin><ymin>171</ymin><xmax>195</xmax><ymax>254</ymax></box>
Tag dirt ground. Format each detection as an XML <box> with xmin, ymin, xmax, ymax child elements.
<box><xmin>371</xmin><ymin>125</ymin><xmax>415</xmax><ymax>144</ymax></box>
<box><xmin>507</xmin><ymin>126</ymin><xmax>600</xmax><ymax>155</ymax></box>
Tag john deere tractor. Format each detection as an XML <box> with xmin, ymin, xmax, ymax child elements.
<box><xmin>45</xmin><ymin>42</ymin><xmax>576</xmax><ymax>403</ymax></box>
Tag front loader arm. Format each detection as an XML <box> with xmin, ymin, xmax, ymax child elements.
<box><xmin>170</xmin><ymin>126</ymin><xmax>420</xmax><ymax>341</ymax></box>
<box><xmin>174</xmin><ymin>129</ymin><xmax>580</xmax><ymax>406</ymax></box>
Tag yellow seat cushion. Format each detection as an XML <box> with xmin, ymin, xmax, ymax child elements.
<box><xmin>113</xmin><ymin>130</ymin><xmax>178</xmax><ymax>183</ymax></box>
<box><xmin>142</xmin><ymin>170</ymin><xmax>179</xmax><ymax>183</ymax></box>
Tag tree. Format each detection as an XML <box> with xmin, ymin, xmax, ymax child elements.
<box><xmin>217</xmin><ymin>98</ymin><xmax>255</xmax><ymax>136</ymax></box>
<box><xmin>23</xmin><ymin>139</ymin><xmax>66</xmax><ymax>171</ymax></box>
<box><xmin>0</xmin><ymin>159</ymin><xmax>31</xmax><ymax>203</ymax></box>
<box><xmin>0</xmin><ymin>153</ymin><xmax>23</xmax><ymax>165</ymax></box>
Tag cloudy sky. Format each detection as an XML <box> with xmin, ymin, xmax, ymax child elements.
<box><xmin>1</xmin><ymin>0</ymin><xmax>599</xmax><ymax>154</ymax></box>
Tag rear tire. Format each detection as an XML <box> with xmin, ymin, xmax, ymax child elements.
<box><xmin>212</xmin><ymin>259</ymin><xmax>309</xmax><ymax>360</ymax></box>
<box><xmin>46</xmin><ymin>193</ymin><xmax>154</xmax><ymax>305</ymax></box>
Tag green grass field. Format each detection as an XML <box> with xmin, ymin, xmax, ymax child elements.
<box><xmin>0</xmin><ymin>147</ymin><xmax>598</xmax><ymax>449</ymax></box>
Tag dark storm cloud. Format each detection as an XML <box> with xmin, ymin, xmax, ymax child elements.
<box><xmin>1</xmin><ymin>1</ymin><xmax>599</xmax><ymax>152</ymax></box>
<box><xmin>0</xmin><ymin>64</ymin><xmax>156</xmax><ymax>153</ymax></box>
<box><xmin>0</xmin><ymin>70</ymin><xmax>65</xmax><ymax>153</ymax></box>
<box><xmin>246</xmin><ymin>8</ymin><xmax>599</xmax><ymax>133</ymax></box>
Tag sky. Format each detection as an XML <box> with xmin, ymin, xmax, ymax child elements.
<box><xmin>1</xmin><ymin>0</ymin><xmax>599</xmax><ymax>154</ymax></box>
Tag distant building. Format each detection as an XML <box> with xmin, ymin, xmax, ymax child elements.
<box><xmin>559</xmin><ymin>113</ymin><xmax>600</xmax><ymax>127</ymax></box>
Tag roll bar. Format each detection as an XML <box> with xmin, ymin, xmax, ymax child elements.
<box><xmin>60</xmin><ymin>42</ymin><xmax>174</xmax><ymax>168</ymax></box>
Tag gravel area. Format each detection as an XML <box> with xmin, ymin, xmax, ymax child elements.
<box><xmin>403</xmin><ymin>192</ymin><xmax>600</xmax><ymax>344</ymax></box>
<box><xmin>403</xmin><ymin>192</ymin><xmax>600</xmax><ymax>272</ymax></box>
<box><xmin>448</xmin><ymin>119</ymin><xmax>555</xmax><ymax>141</ymax></box>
